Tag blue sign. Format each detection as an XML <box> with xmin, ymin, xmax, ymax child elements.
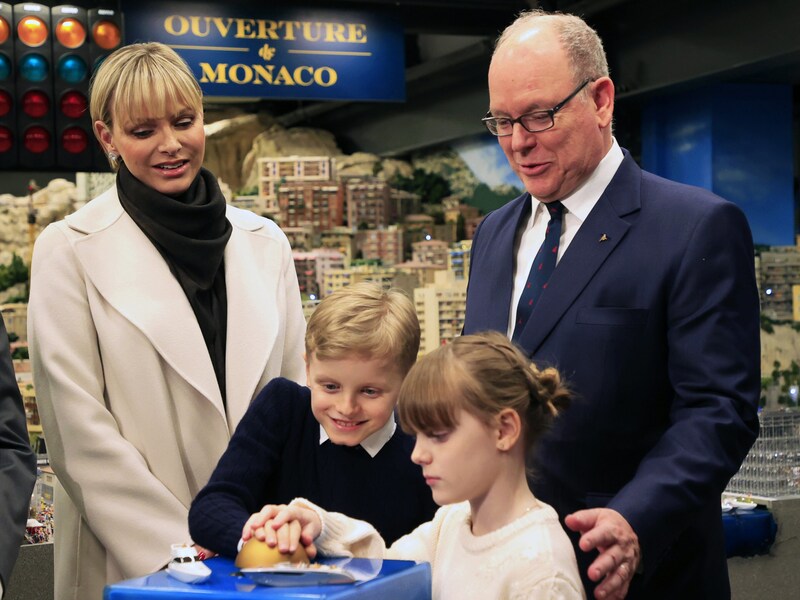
<box><xmin>121</xmin><ymin>1</ymin><xmax>405</xmax><ymax>102</ymax></box>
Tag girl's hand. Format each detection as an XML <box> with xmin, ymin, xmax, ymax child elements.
<box><xmin>242</xmin><ymin>504</ymin><xmax>285</xmax><ymax>542</ymax></box>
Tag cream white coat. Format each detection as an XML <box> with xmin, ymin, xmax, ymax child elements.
<box><xmin>28</xmin><ymin>186</ymin><xmax>306</xmax><ymax>600</ymax></box>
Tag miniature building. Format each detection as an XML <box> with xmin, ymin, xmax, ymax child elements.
<box><xmin>282</xmin><ymin>224</ymin><xmax>316</xmax><ymax>252</ymax></box>
<box><xmin>319</xmin><ymin>227</ymin><xmax>358</xmax><ymax>264</ymax></box>
<box><xmin>0</xmin><ymin>302</ymin><xmax>28</xmax><ymax>343</ymax></box>
<box><xmin>414</xmin><ymin>270</ymin><xmax>468</xmax><ymax>355</ymax></box>
<box><xmin>258</xmin><ymin>156</ymin><xmax>336</xmax><ymax>216</ymax></box>
<box><xmin>449</xmin><ymin>240</ymin><xmax>472</xmax><ymax>280</ymax></box>
<box><xmin>311</xmin><ymin>248</ymin><xmax>346</xmax><ymax>297</ymax></box>
<box><xmin>760</xmin><ymin>247</ymin><xmax>800</xmax><ymax>320</ymax></box>
<box><xmin>278</xmin><ymin>181</ymin><xmax>344</xmax><ymax>231</ymax></box>
<box><xmin>345</xmin><ymin>176</ymin><xmax>392</xmax><ymax>229</ymax></box>
<box><xmin>359</xmin><ymin>226</ymin><xmax>404</xmax><ymax>266</ymax></box>
<box><xmin>396</xmin><ymin>260</ymin><xmax>446</xmax><ymax>289</ymax></box>
<box><xmin>412</xmin><ymin>239</ymin><xmax>450</xmax><ymax>268</ymax></box>
<box><xmin>230</xmin><ymin>194</ymin><xmax>270</xmax><ymax>215</ymax></box>
<box><xmin>321</xmin><ymin>268</ymin><xmax>352</xmax><ymax>297</ymax></box>
<box><xmin>293</xmin><ymin>251</ymin><xmax>320</xmax><ymax>298</ymax></box>
<box><xmin>465</xmin><ymin>214</ymin><xmax>485</xmax><ymax>240</ymax></box>
<box><xmin>403</xmin><ymin>214</ymin><xmax>436</xmax><ymax>260</ymax></box>
<box><xmin>391</xmin><ymin>188</ymin><xmax>421</xmax><ymax>222</ymax></box>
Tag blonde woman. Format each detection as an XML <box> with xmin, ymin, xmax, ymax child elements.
<box><xmin>27</xmin><ymin>42</ymin><xmax>305</xmax><ymax>600</ymax></box>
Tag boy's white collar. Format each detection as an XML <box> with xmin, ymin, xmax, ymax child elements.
<box><xmin>319</xmin><ymin>415</ymin><xmax>397</xmax><ymax>457</ymax></box>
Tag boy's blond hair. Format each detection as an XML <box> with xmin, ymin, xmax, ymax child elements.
<box><xmin>305</xmin><ymin>282</ymin><xmax>420</xmax><ymax>374</ymax></box>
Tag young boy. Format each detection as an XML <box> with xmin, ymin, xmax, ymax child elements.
<box><xmin>188</xmin><ymin>282</ymin><xmax>437</xmax><ymax>557</ymax></box>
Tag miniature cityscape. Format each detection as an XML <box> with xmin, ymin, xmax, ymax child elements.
<box><xmin>1</xmin><ymin>115</ymin><xmax>800</xmax><ymax>461</ymax></box>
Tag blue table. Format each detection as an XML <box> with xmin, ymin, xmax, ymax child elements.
<box><xmin>104</xmin><ymin>557</ymin><xmax>431</xmax><ymax>599</ymax></box>
<box><xmin>722</xmin><ymin>508</ymin><xmax>777</xmax><ymax>558</ymax></box>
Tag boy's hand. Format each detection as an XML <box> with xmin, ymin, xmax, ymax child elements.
<box><xmin>242</xmin><ymin>504</ymin><xmax>322</xmax><ymax>559</ymax></box>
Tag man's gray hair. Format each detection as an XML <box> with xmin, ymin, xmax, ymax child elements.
<box><xmin>494</xmin><ymin>9</ymin><xmax>609</xmax><ymax>85</ymax></box>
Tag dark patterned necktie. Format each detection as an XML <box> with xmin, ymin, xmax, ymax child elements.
<box><xmin>512</xmin><ymin>201</ymin><xmax>564</xmax><ymax>341</ymax></box>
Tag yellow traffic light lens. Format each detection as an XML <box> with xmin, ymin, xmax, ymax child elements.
<box><xmin>0</xmin><ymin>17</ymin><xmax>10</xmax><ymax>45</ymax></box>
<box><xmin>56</xmin><ymin>17</ymin><xmax>86</xmax><ymax>49</ymax></box>
<box><xmin>17</xmin><ymin>15</ymin><xmax>49</xmax><ymax>48</ymax></box>
<box><xmin>92</xmin><ymin>20</ymin><xmax>121</xmax><ymax>51</ymax></box>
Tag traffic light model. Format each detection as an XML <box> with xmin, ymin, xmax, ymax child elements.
<box><xmin>87</xmin><ymin>6</ymin><xmax>122</xmax><ymax>170</ymax></box>
<box><xmin>0</xmin><ymin>3</ymin><xmax>16</xmax><ymax>168</ymax></box>
<box><xmin>14</xmin><ymin>2</ymin><xmax>54</xmax><ymax>169</ymax></box>
<box><xmin>52</xmin><ymin>5</ymin><xmax>92</xmax><ymax>170</ymax></box>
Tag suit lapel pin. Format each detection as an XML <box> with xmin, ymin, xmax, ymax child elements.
<box><xmin>599</xmin><ymin>234</ymin><xmax>608</xmax><ymax>242</ymax></box>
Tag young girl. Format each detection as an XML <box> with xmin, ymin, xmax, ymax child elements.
<box><xmin>244</xmin><ymin>331</ymin><xmax>585</xmax><ymax>600</ymax></box>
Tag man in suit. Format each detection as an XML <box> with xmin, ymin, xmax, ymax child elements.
<box><xmin>463</xmin><ymin>9</ymin><xmax>760</xmax><ymax>600</ymax></box>
<box><xmin>0</xmin><ymin>313</ymin><xmax>36</xmax><ymax>597</ymax></box>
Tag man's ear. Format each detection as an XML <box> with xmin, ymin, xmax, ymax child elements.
<box><xmin>495</xmin><ymin>408</ymin><xmax>522</xmax><ymax>451</ymax></box>
<box><xmin>591</xmin><ymin>76</ymin><xmax>615</xmax><ymax>129</ymax></box>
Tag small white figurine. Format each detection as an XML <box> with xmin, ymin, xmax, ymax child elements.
<box><xmin>166</xmin><ymin>543</ymin><xmax>212</xmax><ymax>584</ymax></box>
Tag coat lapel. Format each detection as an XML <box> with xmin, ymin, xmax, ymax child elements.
<box><xmin>68</xmin><ymin>190</ymin><xmax>224</xmax><ymax>417</ymax></box>
<box><xmin>222</xmin><ymin>210</ymin><xmax>281</xmax><ymax>429</ymax></box>
<box><xmin>464</xmin><ymin>193</ymin><xmax>530</xmax><ymax>333</ymax></box>
<box><xmin>516</xmin><ymin>154</ymin><xmax>642</xmax><ymax>354</ymax></box>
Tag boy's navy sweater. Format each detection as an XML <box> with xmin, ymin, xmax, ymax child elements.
<box><xmin>189</xmin><ymin>377</ymin><xmax>438</xmax><ymax>557</ymax></box>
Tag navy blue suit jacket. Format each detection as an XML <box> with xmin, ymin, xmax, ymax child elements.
<box><xmin>463</xmin><ymin>152</ymin><xmax>760</xmax><ymax>599</ymax></box>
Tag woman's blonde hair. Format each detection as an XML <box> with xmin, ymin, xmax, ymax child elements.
<box><xmin>398</xmin><ymin>331</ymin><xmax>570</xmax><ymax>452</ymax></box>
<box><xmin>89</xmin><ymin>42</ymin><xmax>203</xmax><ymax>167</ymax></box>
<box><xmin>305</xmin><ymin>282</ymin><xmax>420</xmax><ymax>375</ymax></box>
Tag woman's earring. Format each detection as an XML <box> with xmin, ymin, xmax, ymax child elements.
<box><xmin>108</xmin><ymin>151</ymin><xmax>120</xmax><ymax>169</ymax></box>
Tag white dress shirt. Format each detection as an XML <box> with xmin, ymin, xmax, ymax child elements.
<box><xmin>319</xmin><ymin>415</ymin><xmax>397</xmax><ymax>458</ymax></box>
<box><xmin>508</xmin><ymin>139</ymin><xmax>625</xmax><ymax>337</ymax></box>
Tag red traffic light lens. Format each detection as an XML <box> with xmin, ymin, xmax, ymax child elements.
<box><xmin>0</xmin><ymin>16</ymin><xmax>10</xmax><ymax>45</ymax></box>
<box><xmin>62</xmin><ymin>127</ymin><xmax>89</xmax><ymax>154</ymax></box>
<box><xmin>56</xmin><ymin>17</ymin><xmax>87</xmax><ymax>49</ymax></box>
<box><xmin>60</xmin><ymin>90</ymin><xmax>88</xmax><ymax>119</ymax></box>
<box><xmin>17</xmin><ymin>15</ymin><xmax>48</xmax><ymax>48</ymax></box>
<box><xmin>22</xmin><ymin>90</ymin><xmax>49</xmax><ymax>118</ymax></box>
<box><xmin>24</xmin><ymin>126</ymin><xmax>50</xmax><ymax>153</ymax></box>
<box><xmin>0</xmin><ymin>89</ymin><xmax>10</xmax><ymax>118</ymax></box>
<box><xmin>0</xmin><ymin>126</ymin><xmax>12</xmax><ymax>153</ymax></box>
<box><xmin>92</xmin><ymin>20</ymin><xmax>121</xmax><ymax>50</ymax></box>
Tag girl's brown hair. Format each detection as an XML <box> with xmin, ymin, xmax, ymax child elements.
<box><xmin>398</xmin><ymin>331</ymin><xmax>570</xmax><ymax>451</ymax></box>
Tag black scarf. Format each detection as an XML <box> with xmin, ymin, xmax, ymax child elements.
<box><xmin>117</xmin><ymin>164</ymin><xmax>233</xmax><ymax>405</ymax></box>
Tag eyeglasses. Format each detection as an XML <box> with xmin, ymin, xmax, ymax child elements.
<box><xmin>482</xmin><ymin>79</ymin><xmax>591</xmax><ymax>136</ymax></box>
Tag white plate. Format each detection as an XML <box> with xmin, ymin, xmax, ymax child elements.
<box><xmin>241</xmin><ymin>564</ymin><xmax>356</xmax><ymax>587</ymax></box>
